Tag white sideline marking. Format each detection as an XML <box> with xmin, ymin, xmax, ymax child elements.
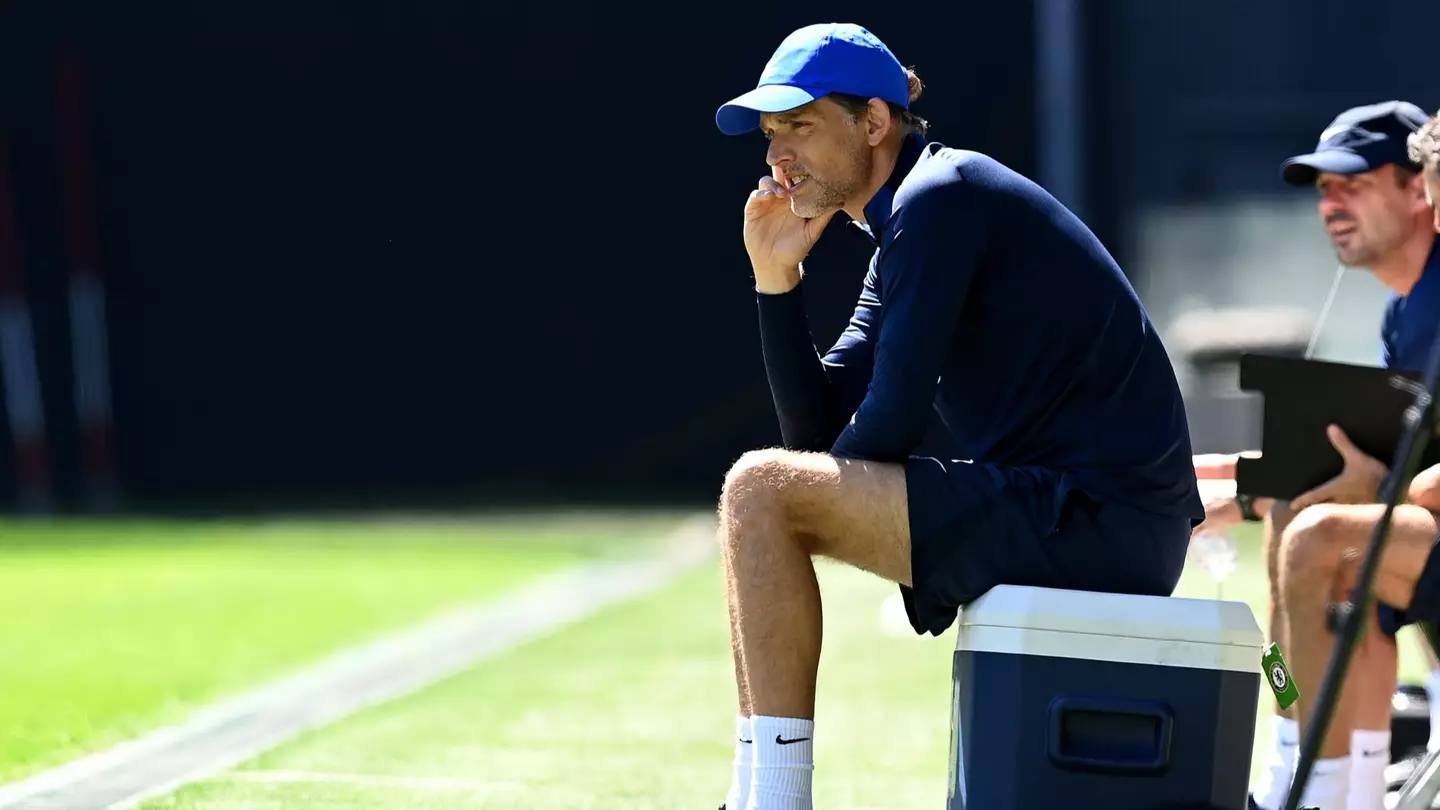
<box><xmin>201</xmin><ymin>769</ymin><xmax>596</xmax><ymax>803</ymax></box>
<box><xmin>0</xmin><ymin>515</ymin><xmax>716</xmax><ymax>810</ymax></box>
<box><xmin>207</xmin><ymin>769</ymin><xmax>526</xmax><ymax>793</ymax></box>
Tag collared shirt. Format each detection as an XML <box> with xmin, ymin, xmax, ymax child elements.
<box><xmin>1381</xmin><ymin>240</ymin><xmax>1440</xmax><ymax>372</ymax></box>
<box><xmin>755</xmin><ymin>133</ymin><xmax>1202</xmax><ymax>521</ymax></box>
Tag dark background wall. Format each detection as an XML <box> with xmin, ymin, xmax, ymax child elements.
<box><xmin>0</xmin><ymin>1</ymin><xmax>1036</xmax><ymax>511</ymax></box>
<box><xmin>1085</xmin><ymin>0</ymin><xmax>1440</xmax><ymax>254</ymax></box>
<box><xmin>4</xmin><ymin>1</ymin><xmax>1438</xmax><ymax>514</ymax></box>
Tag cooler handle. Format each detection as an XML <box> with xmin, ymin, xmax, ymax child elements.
<box><xmin>1045</xmin><ymin>695</ymin><xmax>1174</xmax><ymax>775</ymax></box>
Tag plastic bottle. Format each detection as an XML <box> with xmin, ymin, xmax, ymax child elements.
<box><xmin>1189</xmin><ymin>529</ymin><xmax>1238</xmax><ymax>599</ymax></box>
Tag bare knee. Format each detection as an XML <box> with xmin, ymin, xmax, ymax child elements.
<box><xmin>722</xmin><ymin>449</ymin><xmax>795</xmax><ymax>508</ymax></box>
<box><xmin>1281</xmin><ymin>505</ymin><xmax>1358</xmax><ymax>603</ymax></box>
<box><xmin>719</xmin><ymin>449</ymin><xmax>807</xmax><ymax>553</ymax></box>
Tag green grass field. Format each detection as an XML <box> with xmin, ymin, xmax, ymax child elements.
<box><xmin>2</xmin><ymin>515</ymin><xmax>1434</xmax><ymax>808</ymax></box>
<box><xmin>0</xmin><ymin>511</ymin><xmax>685</xmax><ymax>784</ymax></box>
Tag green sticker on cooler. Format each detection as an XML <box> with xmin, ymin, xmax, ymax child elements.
<box><xmin>1263</xmin><ymin>642</ymin><xmax>1300</xmax><ymax>710</ymax></box>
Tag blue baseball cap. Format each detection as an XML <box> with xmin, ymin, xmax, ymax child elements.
<box><xmin>715</xmin><ymin>23</ymin><xmax>909</xmax><ymax>136</ymax></box>
<box><xmin>1280</xmin><ymin>100</ymin><xmax>1431</xmax><ymax>186</ymax></box>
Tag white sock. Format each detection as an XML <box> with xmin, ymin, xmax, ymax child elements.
<box><xmin>746</xmin><ymin>716</ymin><xmax>813</xmax><ymax>810</ymax></box>
<box><xmin>725</xmin><ymin>717</ymin><xmax>754</xmax><ymax>809</ymax></box>
<box><xmin>1349</xmin><ymin>729</ymin><xmax>1391</xmax><ymax>810</ymax></box>
<box><xmin>1297</xmin><ymin>755</ymin><xmax>1350</xmax><ymax>810</ymax></box>
<box><xmin>1427</xmin><ymin>670</ymin><xmax>1440</xmax><ymax>752</ymax></box>
<box><xmin>1253</xmin><ymin>717</ymin><xmax>1299</xmax><ymax>810</ymax></box>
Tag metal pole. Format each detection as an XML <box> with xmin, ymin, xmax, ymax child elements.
<box><xmin>1034</xmin><ymin>0</ymin><xmax>1086</xmax><ymax>220</ymax></box>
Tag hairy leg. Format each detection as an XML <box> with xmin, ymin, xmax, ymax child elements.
<box><xmin>1331</xmin><ymin>557</ymin><xmax>1401</xmax><ymax>734</ymax></box>
<box><xmin>719</xmin><ymin>449</ymin><xmax>912</xmax><ymax>720</ymax></box>
<box><xmin>719</xmin><ymin>519</ymin><xmax>753</xmax><ymax>717</ymax></box>
<box><xmin>1322</xmin><ymin>555</ymin><xmax>1399</xmax><ymax>734</ymax></box>
<box><xmin>1266</xmin><ymin>501</ymin><xmax>1299</xmax><ymax>720</ymax></box>
<box><xmin>1280</xmin><ymin>504</ymin><xmax>1438</xmax><ymax>759</ymax></box>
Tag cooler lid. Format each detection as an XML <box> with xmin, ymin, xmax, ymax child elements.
<box><xmin>956</xmin><ymin>585</ymin><xmax>1263</xmax><ymax>649</ymax></box>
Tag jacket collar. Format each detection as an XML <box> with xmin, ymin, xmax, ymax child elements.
<box><xmin>845</xmin><ymin>133</ymin><xmax>927</xmax><ymax>246</ymax></box>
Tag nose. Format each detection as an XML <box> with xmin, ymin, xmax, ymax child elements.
<box><xmin>765</xmin><ymin>139</ymin><xmax>793</xmax><ymax>170</ymax></box>
<box><xmin>1317</xmin><ymin>187</ymin><xmax>1341</xmax><ymax>211</ymax></box>
<box><xmin>1317</xmin><ymin>192</ymin><xmax>1346</xmax><ymax>222</ymax></box>
<box><xmin>1432</xmin><ymin>207</ymin><xmax>1440</xmax><ymax>234</ymax></box>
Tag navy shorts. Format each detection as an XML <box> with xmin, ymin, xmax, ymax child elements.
<box><xmin>1376</xmin><ymin>545</ymin><xmax>1440</xmax><ymax>637</ymax></box>
<box><xmin>899</xmin><ymin>457</ymin><xmax>1192</xmax><ymax>637</ymax></box>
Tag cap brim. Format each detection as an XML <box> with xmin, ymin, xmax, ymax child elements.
<box><xmin>715</xmin><ymin>85</ymin><xmax>820</xmax><ymax>135</ymax></box>
<box><xmin>1280</xmin><ymin>150</ymin><xmax>1372</xmax><ymax>186</ymax></box>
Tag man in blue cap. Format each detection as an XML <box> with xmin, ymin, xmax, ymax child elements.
<box><xmin>1193</xmin><ymin>101</ymin><xmax>1440</xmax><ymax>810</ymax></box>
<box><xmin>710</xmin><ymin>22</ymin><xmax>1202</xmax><ymax>810</ymax></box>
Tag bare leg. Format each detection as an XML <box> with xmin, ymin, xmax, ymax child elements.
<box><xmin>1280</xmin><ymin>504</ymin><xmax>1439</xmax><ymax>759</ymax></box>
<box><xmin>717</xmin><ymin>449</ymin><xmax>915</xmax><ymax>810</ymax></box>
<box><xmin>1254</xmin><ymin>500</ymin><xmax>1310</xmax><ymax>810</ymax></box>
<box><xmin>1350</xmin><ymin>618</ymin><xmax>1401</xmax><ymax>737</ymax></box>
<box><xmin>719</xmin><ymin>506</ymin><xmax>754</xmax><ymax>717</ymax></box>
<box><xmin>1323</xmin><ymin>554</ymin><xmax>1401</xmax><ymax>810</ymax></box>
<box><xmin>1266</xmin><ymin>501</ymin><xmax>1299</xmax><ymax>720</ymax></box>
<box><xmin>719</xmin><ymin>521</ymin><xmax>756</xmax><ymax>810</ymax></box>
<box><xmin>719</xmin><ymin>449</ymin><xmax>912</xmax><ymax>720</ymax></box>
<box><xmin>1342</xmin><ymin>560</ymin><xmax>1400</xmax><ymax>735</ymax></box>
<box><xmin>1325</xmin><ymin>558</ymin><xmax>1401</xmax><ymax>732</ymax></box>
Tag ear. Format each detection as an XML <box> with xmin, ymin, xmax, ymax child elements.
<box><xmin>1413</xmin><ymin>171</ymin><xmax>1434</xmax><ymax>213</ymax></box>
<box><xmin>864</xmin><ymin>98</ymin><xmax>893</xmax><ymax>146</ymax></box>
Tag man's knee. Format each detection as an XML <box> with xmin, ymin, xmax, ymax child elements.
<box><xmin>722</xmin><ymin>449</ymin><xmax>798</xmax><ymax>507</ymax></box>
<box><xmin>1281</xmin><ymin>505</ymin><xmax>1360</xmax><ymax>600</ymax></box>
<box><xmin>719</xmin><ymin>449</ymin><xmax>815</xmax><ymax>546</ymax></box>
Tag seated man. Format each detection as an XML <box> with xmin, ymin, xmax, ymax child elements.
<box><xmin>1199</xmin><ymin>450</ymin><xmax>1440</xmax><ymax>810</ymax></box>
<box><xmin>711</xmin><ymin>22</ymin><xmax>1202</xmax><ymax>810</ymax></box>
<box><xmin>1199</xmin><ymin>106</ymin><xmax>1440</xmax><ymax>810</ymax></box>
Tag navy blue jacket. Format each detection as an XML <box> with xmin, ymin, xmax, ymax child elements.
<box><xmin>1382</xmin><ymin>240</ymin><xmax>1440</xmax><ymax>372</ymax></box>
<box><xmin>757</xmin><ymin>134</ymin><xmax>1203</xmax><ymax>521</ymax></box>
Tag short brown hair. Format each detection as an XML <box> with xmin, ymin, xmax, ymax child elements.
<box><xmin>1408</xmin><ymin>112</ymin><xmax>1440</xmax><ymax>169</ymax></box>
<box><xmin>829</xmin><ymin>68</ymin><xmax>930</xmax><ymax>137</ymax></box>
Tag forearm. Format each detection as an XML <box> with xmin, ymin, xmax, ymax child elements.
<box><xmin>757</xmin><ymin>287</ymin><xmax>849</xmax><ymax>452</ymax></box>
<box><xmin>828</xmin><ymin>360</ymin><xmax>935</xmax><ymax>462</ymax></box>
<box><xmin>1200</xmin><ymin>489</ymin><xmax>1277</xmax><ymax>528</ymax></box>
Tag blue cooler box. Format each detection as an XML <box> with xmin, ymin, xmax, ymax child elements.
<box><xmin>948</xmin><ymin>585</ymin><xmax>1264</xmax><ymax>810</ymax></box>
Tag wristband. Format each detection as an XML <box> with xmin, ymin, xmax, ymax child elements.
<box><xmin>1237</xmin><ymin>493</ymin><xmax>1262</xmax><ymax>523</ymax></box>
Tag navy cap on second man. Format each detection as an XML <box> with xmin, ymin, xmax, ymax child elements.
<box><xmin>715</xmin><ymin>23</ymin><xmax>909</xmax><ymax>136</ymax></box>
<box><xmin>1281</xmin><ymin>100</ymin><xmax>1431</xmax><ymax>186</ymax></box>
